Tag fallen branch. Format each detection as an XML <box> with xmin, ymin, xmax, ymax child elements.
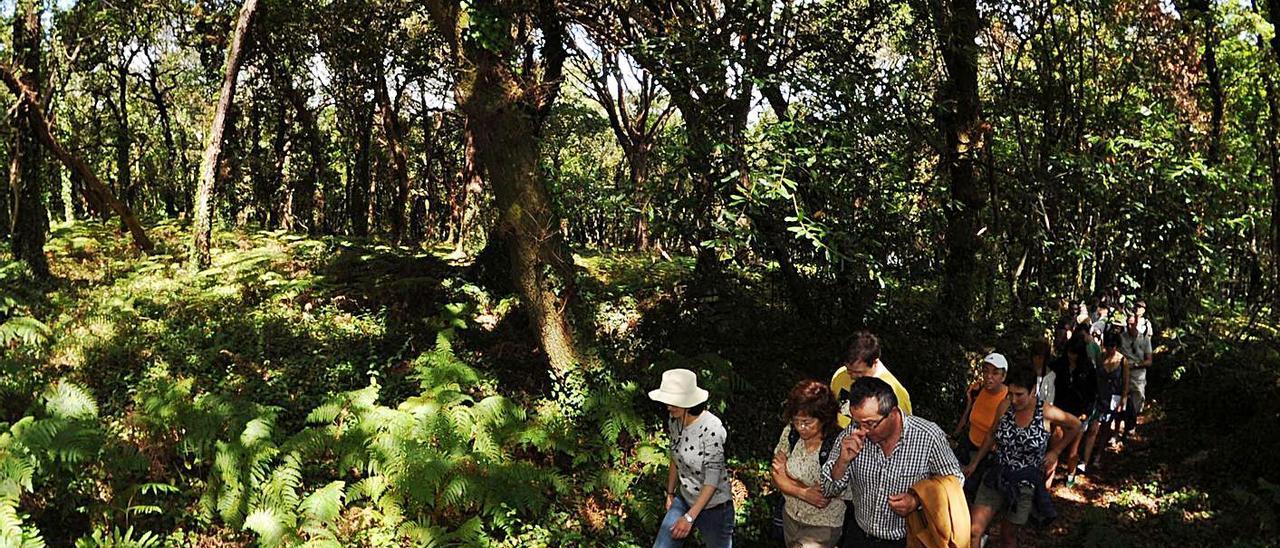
<box><xmin>0</xmin><ymin>61</ymin><xmax>154</xmax><ymax>252</ymax></box>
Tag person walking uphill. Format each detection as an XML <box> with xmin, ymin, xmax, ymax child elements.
<box><xmin>773</xmin><ymin>380</ymin><xmax>846</xmax><ymax>547</ymax></box>
<box><xmin>831</xmin><ymin>331</ymin><xmax>914</xmax><ymax>429</ymax></box>
<box><xmin>649</xmin><ymin>369</ymin><xmax>734</xmax><ymax>547</ymax></box>
<box><xmin>821</xmin><ymin>378</ymin><xmax>963</xmax><ymax>548</ymax></box>
<box><xmin>966</xmin><ymin>367</ymin><xmax>1082</xmax><ymax>547</ymax></box>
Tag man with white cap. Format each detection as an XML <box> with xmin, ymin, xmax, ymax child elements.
<box><xmin>649</xmin><ymin>368</ymin><xmax>734</xmax><ymax>547</ymax></box>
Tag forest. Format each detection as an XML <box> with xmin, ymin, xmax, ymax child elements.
<box><xmin>1</xmin><ymin>0</ymin><xmax>1278</xmax><ymax>545</ymax></box>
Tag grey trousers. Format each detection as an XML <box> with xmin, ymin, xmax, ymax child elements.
<box><xmin>1128</xmin><ymin>367</ymin><xmax>1148</xmax><ymax>417</ymax></box>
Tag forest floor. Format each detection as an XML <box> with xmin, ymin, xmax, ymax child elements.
<box><xmin>3</xmin><ymin>221</ymin><xmax>1278</xmax><ymax>546</ymax></box>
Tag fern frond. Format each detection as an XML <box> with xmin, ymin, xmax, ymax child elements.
<box><xmin>42</xmin><ymin>382</ymin><xmax>99</xmax><ymax>420</ymax></box>
<box><xmin>298</xmin><ymin>480</ymin><xmax>345</xmax><ymax>525</ymax></box>
<box><xmin>243</xmin><ymin>508</ymin><xmax>288</xmax><ymax>546</ymax></box>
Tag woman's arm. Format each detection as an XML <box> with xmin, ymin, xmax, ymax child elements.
<box><xmin>953</xmin><ymin>383</ymin><xmax>976</xmax><ymax>436</ymax></box>
<box><xmin>1119</xmin><ymin>359</ymin><xmax>1131</xmax><ymax>411</ymax></box>
<box><xmin>1043</xmin><ymin>403</ymin><xmax>1082</xmax><ymax>456</ymax></box>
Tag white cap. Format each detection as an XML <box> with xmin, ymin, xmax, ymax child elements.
<box><xmin>982</xmin><ymin>353</ymin><xmax>1008</xmax><ymax>371</ymax></box>
<box><xmin>648</xmin><ymin>369</ymin><xmax>710</xmax><ymax>408</ymax></box>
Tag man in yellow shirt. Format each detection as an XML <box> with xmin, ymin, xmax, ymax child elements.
<box><xmin>830</xmin><ymin>331</ymin><xmax>913</xmax><ymax>428</ymax></box>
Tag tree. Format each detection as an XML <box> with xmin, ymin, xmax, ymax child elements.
<box><xmin>573</xmin><ymin>45</ymin><xmax>674</xmax><ymax>250</ymax></box>
<box><xmin>8</xmin><ymin>0</ymin><xmax>49</xmax><ymax>278</ymax></box>
<box><xmin>428</xmin><ymin>0</ymin><xmax>582</xmax><ymax>375</ymax></box>
<box><xmin>926</xmin><ymin>0</ymin><xmax>988</xmax><ymax>330</ymax></box>
<box><xmin>0</xmin><ymin>65</ymin><xmax>153</xmax><ymax>252</ymax></box>
<box><xmin>190</xmin><ymin>0</ymin><xmax>261</xmax><ymax>270</ymax></box>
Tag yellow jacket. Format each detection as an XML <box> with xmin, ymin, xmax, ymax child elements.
<box><xmin>906</xmin><ymin>475</ymin><xmax>970</xmax><ymax>548</ymax></box>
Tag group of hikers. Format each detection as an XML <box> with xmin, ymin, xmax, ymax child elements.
<box><xmin>645</xmin><ymin>297</ymin><xmax>1157</xmax><ymax>548</ymax></box>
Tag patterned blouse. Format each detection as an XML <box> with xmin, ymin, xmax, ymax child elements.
<box><xmin>668</xmin><ymin>412</ymin><xmax>732</xmax><ymax>508</ymax></box>
<box><xmin>994</xmin><ymin>399</ymin><xmax>1049</xmax><ymax>479</ymax></box>
<box><xmin>773</xmin><ymin>425</ymin><xmax>846</xmax><ymax>528</ymax></box>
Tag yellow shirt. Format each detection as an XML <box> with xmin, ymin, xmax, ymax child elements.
<box><xmin>830</xmin><ymin>361</ymin><xmax>913</xmax><ymax>428</ymax></box>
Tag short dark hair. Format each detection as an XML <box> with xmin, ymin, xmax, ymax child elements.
<box><xmin>783</xmin><ymin>380</ymin><xmax>840</xmax><ymax>437</ymax></box>
<box><xmin>1135</xmin><ymin>300</ymin><xmax>1147</xmax><ymax>310</ymax></box>
<box><xmin>847</xmin><ymin>377</ymin><xmax>897</xmax><ymax>417</ymax></box>
<box><xmin>843</xmin><ymin>330</ymin><xmax>881</xmax><ymax>366</ymax></box>
<box><xmin>1006</xmin><ymin>366</ymin><xmax>1038</xmax><ymax>391</ymax></box>
<box><xmin>687</xmin><ymin>402</ymin><xmax>706</xmax><ymax>416</ymax></box>
<box><xmin>1030</xmin><ymin>339</ymin><xmax>1052</xmax><ymax>362</ymax></box>
<box><xmin>1066</xmin><ymin>330</ymin><xmax>1088</xmax><ymax>357</ymax></box>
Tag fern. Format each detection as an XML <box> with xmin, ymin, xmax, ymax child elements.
<box><xmin>73</xmin><ymin>526</ymin><xmax>160</xmax><ymax>548</ymax></box>
<box><xmin>243</xmin><ymin>508</ymin><xmax>289</xmax><ymax>546</ymax></box>
<box><xmin>299</xmin><ymin>481</ymin><xmax>346</xmax><ymax>525</ymax></box>
<box><xmin>0</xmin><ymin>317</ymin><xmax>50</xmax><ymax>347</ymax></box>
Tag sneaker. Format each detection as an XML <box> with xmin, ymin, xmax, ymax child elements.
<box><xmin>1076</xmin><ymin>463</ymin><xmax>1087</xmax><ymax>475</ymax></box>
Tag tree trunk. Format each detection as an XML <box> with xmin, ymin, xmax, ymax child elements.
<box><xmin>190</xmin><ymin>0</ymin><xmax>260</xmax><ymax>269</ymax></box>
<box><xmin>347</xmin><ymin>100</ymin><xmax>373</xmax><ymax>238</ymax></box>
<box><xmin>929</xmin><ymin>0</ymin><xmax>987</xmax><ymax>330</ymax></box>
<box><xmin>282</xmin><ymin>81</ymin><xmax>321</xmax><ymax>234</ymax></box>
<box><xmin>8</xmin><ymin>0</ymin><xmax>48</xmax><ymax>278</ymax></box>
<box><xmin>1203</xmin><ymin>13</ymin><xmax>1224</xmax><ymax>165</ymax></box>
<box><xmin>269</xmin><ymin>99</ymin><xmax>290</xmax><ymax>229</ymax></box>
<box><xmin>453</xmin><ymin>123</ymin><xmax>481</xmax><ymax>252</ymax></box>
<box><xmin>114</xmin><ymin>61</ymin><xmax>133</xmax><ymax>212</ymax></box>
<box><xmin>1266</xmin><ymin>0</ymin><xmax>1280</xmax><ymax>312</ymax></box>
<box><xmin>376</xmin><ymin>65</ymin><xmax>412</xmax><ymax>244</ymax></box>
<box><xmin>0</xmin><ymin>65</ymin><xmax>154</xmax><ymax>252</ymax></box>
<box><xmin>436</xmin><ymin>0</ymin><xmax>582</xmax><ymax>375</ymax></box>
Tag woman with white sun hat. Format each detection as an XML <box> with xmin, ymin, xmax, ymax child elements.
<box><xmin>649</xmin><ymin>368</ymin><xmax>734</xmax><ymax>547</ymax></box>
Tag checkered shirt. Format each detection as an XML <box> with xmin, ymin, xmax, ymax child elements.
<box><xmin>820</xmin><ymin>415</ymin><xmax>963</xmax><ymax>541</ymax></box>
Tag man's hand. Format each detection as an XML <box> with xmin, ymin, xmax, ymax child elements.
<box><xmin>838</xmin><ymin>430</ymin><xmax>865</xmax><ymax>465</ymax></box>
<box><xmin>802</xmin><ymin>486</ymin><xmax>830</xmax><ymax>509</ymax></box>
<box><xmin>664</xmin><ymin>492</ymin><xmax>674</xmax><ymax>511</ymax></box>
<box><xmin>887</xmin><ymin>492</ymin><xmax>919</xmax><ymax>517</ymax></box>
<box><xmin>670</xmin><ymin>515</ymin><xmax>692</xmax><ymax>539</ymax></box>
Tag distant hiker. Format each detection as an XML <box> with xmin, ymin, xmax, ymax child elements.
<box><xmin>952</xmin><ymin>353</ymin><xmax>1009</xmax><ymax>499</ymax></box>
<box><xmin>1052</xmin><ymin>317</ymin><xmax>1075</xmax><ymax>357</ymax></box>
<box><xmin>772</xmin><ymin>380</ymin><xmax>846</xmax><ymax>548</ymax></box>
<box><xmin>1089</xmin><ymin>303</ymin><xmax>1111</xmax><ymax>341</ymax></box>
<box><xmin>1078</xmin><ymin>327</ymin><xmax>1129</xmax><ymax>477</ymax></box>
<box><xmin>1051</xmin><ymin>331</ymin><xmax>1097</xmax><ymax>486</ymax></box>
<box><xmin>821</xmin><ymin>378</ymin><xmax>962</xmax><ymax>548</ymax></box>
<box><xmin>1029</xmin><ymin>340</ymin><xmax>1055</xmax><ymax>406</ymax></box>
<box><xmin>830</xmin><ymin>331</ymin><xmax>913</xmax><ymax>430</ymax></box>
<box><xmin>1030</xmin><ymin>339</ymin><xmax>1060</xmax><ymax>487</ymax></box>
<box><xmin>966</xmin><ymin>366</ymin><xmax>1082</xmax><ymax>548</ymax></box>
<box><xmin>1119</xmin><ymin>311</ymin><xmax>1153</xmax><ymax>440</ymax></box>
<box><xmin>649</xmin><ymin>369</ymin><xmax>734</xmax><ymax>547</ymax></box>
<box><xmin>1074</xmin><ymin>302</ymin><xmax>1091</xmax><ymax>327</ymax></box>
<box><xmin>1133</xmin><ymin>300</ymin><xmax>1154</xmax><ymax>338</ymax></box>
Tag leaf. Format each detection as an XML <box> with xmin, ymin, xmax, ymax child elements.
<box><xmin>299</xmin><ymin>481</ymin><xmax>345</xmax><ymax>524</ymax></box>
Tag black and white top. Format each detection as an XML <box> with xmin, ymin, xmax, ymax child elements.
<box><xmin>820</xmin><ymin>415</ymin><xmax>963</xmax><ymax>541</ymax></box>
<box><xmin>668</xmin><ymin>412</ymin><xmax>732</xmax><ymax>508</ymax></box>
<box><xmin>994</xmin><ymin>399</ymin><xmax>1049</xmax><ymax>476</ymax></box>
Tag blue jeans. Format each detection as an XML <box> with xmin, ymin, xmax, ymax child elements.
<box><xmin>654</xmin><ymin>495</ymin><xmax>734</xmax><ymax>548</ymax></box>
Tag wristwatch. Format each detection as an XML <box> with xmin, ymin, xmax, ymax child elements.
<box><xmin>682</xmin><ymin>514</ymin><xmax>694</xmax><ymax>524</ymax></box>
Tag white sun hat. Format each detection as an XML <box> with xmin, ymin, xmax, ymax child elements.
<box><xmin>648</xmin><ymin>368</ymin><xmax>710</xmax><ymax>408</ymax></box>
<box><xmin>983</xmin><ymin>352</ymin><xmax>1009</xmax><ymax>371</ymax></box>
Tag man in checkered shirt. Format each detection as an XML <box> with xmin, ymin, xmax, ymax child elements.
<box><xmin>820</xmin><ymin>377</ymin><xmax>963</xmax><ymax>547</ymax></box>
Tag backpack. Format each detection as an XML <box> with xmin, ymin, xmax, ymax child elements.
<box><xmin>770</xmin><ymin>429</ymin><xmax>838</xmax><ymax>540</ymax></box>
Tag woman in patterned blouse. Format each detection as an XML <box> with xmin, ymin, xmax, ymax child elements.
<box><xmin>771</xmin><ymin>380</ymin><xmax>844</xmax><ymax>547</ymax></box>
<box><xmin>649</xmin><ymin>368</ymin><xmax>734</xmax><ymax>547</ymax></box>
<box><xmin>965</xmin><ymin>367</ymin><xmax>1082</xmax><ymax>547</ymax></box>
